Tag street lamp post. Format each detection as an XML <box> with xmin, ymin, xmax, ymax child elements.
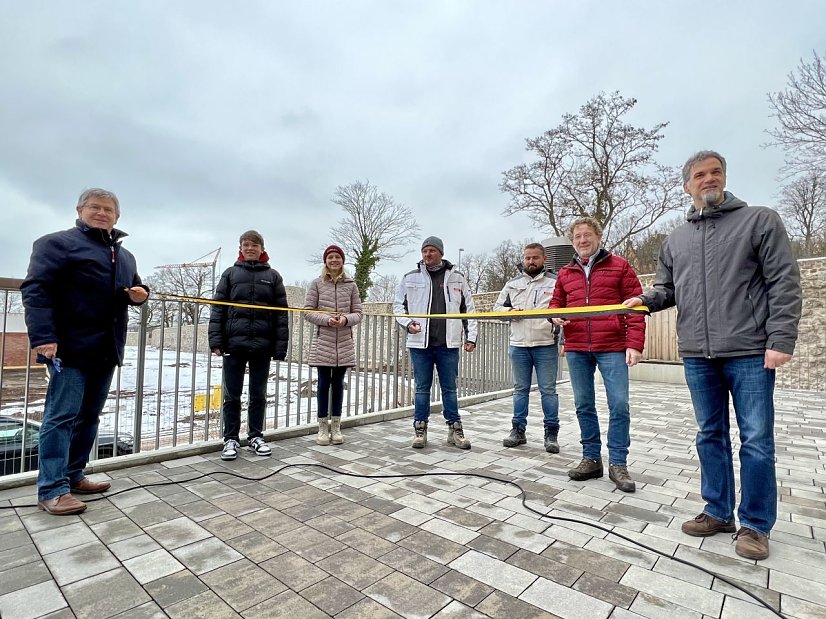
<box><xmin>458</xmin><ymin>248</ymin><xmax>465</xmax><ymax>270</ymax></box>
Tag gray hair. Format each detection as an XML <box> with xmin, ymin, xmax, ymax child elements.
<box><xmin>567</xmin><ymin>216</ymin><xmax>603</xmax><ymax>239</ymax></box>
<box><xmin>77</xmin><ymin>188</ymin><xmax>120</xmax><ymax>214</ymax></box>
<box><xmin>681</xmin><ymin>151</ymin><xmax>727</xmax><ymax>184</ymax></box>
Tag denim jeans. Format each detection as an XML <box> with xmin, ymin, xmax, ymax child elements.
<box><xmin>38</xmin><ymin>362</ymin><xmax>115</xmax><ymax>500</ymax></box>
<box><xmin>683</xmin><ymin>355</ymin><xmax>776</xmax><ymax>535</ymax></box>
<box><xmin>316</xmin><ymin>366</ymin><xmax>347</xmax><ymax>418</ymax></box>
<box><xmin>566</xmin><ymin>351</ymin><xmax>630</xmax><ymax>465</ymax></box>
<box><xmin>222</xmin><ymin>352</ymin><xmax>271</xmax><ymax>442</ymax></box>
<box><xmin>410</xmin><ymin>346</ymin><xmax>460</xmax><ymax>424</ymax></box>
<box><xmin>510</xmin><ymin>345</ymin><xmax>559</xmax><ymax>431</ymax></box>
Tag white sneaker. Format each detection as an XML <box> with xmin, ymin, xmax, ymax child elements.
<box><xmin>248</xmin><ymin>437</ymin><xmax>271</xmax><ymax>456</ymax></box>
<box><xmin>221</xmin><ymin>439</ymin><xmax>240</xmax><ymax>461</ymax></box>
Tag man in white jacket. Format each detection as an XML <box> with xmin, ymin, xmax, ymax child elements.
<box><xmin>394</xmin><ymin>236</ymin><xmax>478</xmax><ymax>449</ymax></box>
<box><xmin>493</xmin><ymin>243</ymin><xmax>561</xmax><ymax>452</ymax></box>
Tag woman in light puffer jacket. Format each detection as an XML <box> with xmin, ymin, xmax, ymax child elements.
<box><xmin>303</xmin><ymin>245</ymin><xmax>363</xmax><ymax>445</ymax></box>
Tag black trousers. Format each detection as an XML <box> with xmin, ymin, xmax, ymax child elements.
<box><xmin>222</xmin><ymin>352</ymin><xmax>270</xmax><ymax>441</ymax></box>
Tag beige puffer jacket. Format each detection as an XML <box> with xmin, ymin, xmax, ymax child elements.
<box><xmin>303</xmin><ymin>273</ymin><xmax>363</xmax><ymax>367</ymax></box>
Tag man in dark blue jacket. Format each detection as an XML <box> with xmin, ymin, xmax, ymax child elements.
<box><xmin>21</xmin><ymin>188</ymin><xmax>148</xmax><ymax>515</ymax></box>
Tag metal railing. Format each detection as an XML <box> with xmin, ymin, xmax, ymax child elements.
<box><xmin>1</xmin><ymin>281</ymin><xmax>513</xmax><ymax>476</ymax></box>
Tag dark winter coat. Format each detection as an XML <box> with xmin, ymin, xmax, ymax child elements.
<box><xmin>550</xmin><ymin>249</ymin><xmax>645</xmax><ymax>353</ymax></box>
<box><xmin>21</xmin><ymin>220</ymin><xmax>148</xmax><ymax>369</ymax></box>
<box><xmin>640</xmin><ymin>192</ymin><xmax>801</xmax><ymax>357</ymax></box>
<box><xmin>303</xmin><ymin>272</ymin><xmax>363</xmax><ymax>367</ymax></box>
<box><xmin>208</xmin><ymin>260</ymin><xmax>289</xmax><ymax>359</ymax></box>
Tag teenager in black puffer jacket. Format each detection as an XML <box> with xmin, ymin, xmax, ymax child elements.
<box><xmin>208</xmin><ymin>230</ymin><xmax>288</xmax><ymax>460</ymax></box>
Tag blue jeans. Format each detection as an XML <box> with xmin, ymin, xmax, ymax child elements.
<box><xmin>222</xmin><ymin>353</ymin><xmax>271</xmax><ymax>442</ymax></box>
<box><xmin>38</xmin><ymin>363</ymin><xmax>115</xmax><ymax>500</ymax></box>
<box><xmin>410</xmin><ymin>346</ymin><xmax>460</xmax><ymax>424</ymax></box>
<box><xmin>510</xmin><ymin>345</ymin><xmax>559</xmax><ymax>431</ymax></box>
<box><xmin>683</xmin><ymin>355</ymin><xmax>776</xmax><ymax>535</ymax></box>
<box><xmin>566</xmin><ymin>351</ymin><xmax>630</xmax><ymax>465</ymax></box>
<box><xmin>316</xmin><ymin>366</ymin><xmax>347</xmax><ymax>418</ymax></box>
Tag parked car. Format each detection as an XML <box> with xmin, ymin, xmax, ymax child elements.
<box><xmin>0</xmin><ymin>415</ymin><xmax>134</xmax><ymax>476</ymax></box>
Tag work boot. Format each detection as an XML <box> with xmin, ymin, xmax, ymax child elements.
<box><xmin>681</xmin><ymin>513</ymin><xmax>736</xmax><ymax>537</ymax></box>
<box><xmin>733</xmin><ymin>527</ymin><xmax>770</xmax><ymax>560</ymax></box>
<box><xmin>317</xmin><ymin>418</ymin><xmax>331</xmax><ymax>446</ymax></box>
<box><xmin>38</xmin><ymin>493</ymin><xmax>87</xmax><ymax>516</ymax></box>
<box><xmin>447</xmin><ymin>421</ymin><xmax>471</xmax><ymax>450</ymax></box>
<box><xmin>543</xmin><ymin>426</ymin><xmax>559</xmax><ymax>454</ymax></box>
<box><xmin>568</xmin><ymin>458</ymin><xmax>603</xmax><ymax>481</ymax></box>
<box><xmin>502</xmin><ymin>424</ymin><xmax>526</xmax><ymax>447</ymax></box>
<box><xmin>412</xmin><ymin>421</ymin><xmax>428</xmax><ymax>448</ymax></box>
<box><xmin>608</xmin><ymin>465</ymin><xmax>636</xmax><ymax>493</ymax></box>
<box><xmin>330</xmin><ymin>417</ymin><xmax>343</xmax><ymax>445</ymax></box>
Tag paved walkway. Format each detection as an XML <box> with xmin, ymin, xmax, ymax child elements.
<box><xmin>0</xmin><ymin>381</ymin><xmax>824</xmax><ymax>619</ymax></box>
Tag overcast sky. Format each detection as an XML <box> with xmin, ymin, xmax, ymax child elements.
<box><xmin>2</xmin><ymin>1</ymin><xmax>824</xmax><ymax>288</ymax></box>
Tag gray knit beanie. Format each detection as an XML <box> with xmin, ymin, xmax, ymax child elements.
<box><xmin>421</xmin><ymin>236</ymin><xmax>444</xmax><ymax>255</ymax></box>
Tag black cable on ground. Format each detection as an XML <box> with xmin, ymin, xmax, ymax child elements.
<box><xmin>1</xmin><ymin>463</ymin><xmax>788</xmax><ymax>619</ymax></box>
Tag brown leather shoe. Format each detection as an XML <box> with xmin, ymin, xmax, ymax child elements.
<box><xmin>70</xmin><ymin>478</ymin><xmax>111</xmax><ymax>494</ymax></box>
<box><xmin>38</xmin><ymin>493</ymin><xmax>87</xmax><ymax>515</ymax></box>
<box><xmin>568</xmin><ymin>458</ymin><xmax>603</xmax><ymax>481</ymax></box>
<box><xmin>608</xmin><ymin>465</ymin><xmax>636</xmax><ymax>493</ymax></box>
<box><xmin>681</xmin><ymin>513</ymin><xmax>736</xmax><ymax>537</ymax></box>
<box><xmin>734</xmin><ymin>527</ymin><xmax>769</xmax><ymax>560</ymax></box>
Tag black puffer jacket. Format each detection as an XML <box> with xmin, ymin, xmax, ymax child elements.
<box><xmin>21</xmin><ymin>220</ymin><xmax>148</xmax><ymax>369</ymax></box>
<box><xmin>208</xmin><ymin>260</ymin><xmax>289</xmax><ymax>359</ymax></box>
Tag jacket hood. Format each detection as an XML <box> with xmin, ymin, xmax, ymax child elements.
<box><xmin>75</xmin><ymin>219</ymin><xmax>128</xmax><ymax>243</ymax></box>
<box><xmin>686</xmin><ymin>191</ymin><xmax>747</xmax><ymax>222</ymax></box>
<box><xmin>236</xmin><ymin>250</ymin><xmax>270</xmax><ymax>263</ymax></box>
<box><xmin>233</xmin><ymin>258</ymin><xmax>272</xmax><ymax>270</ymax></box>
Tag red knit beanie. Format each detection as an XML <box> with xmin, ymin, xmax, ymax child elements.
<box><xmin>323</xmin><ymin>244</ymin><xmax>345</xmax><ymax>262</ymax></box>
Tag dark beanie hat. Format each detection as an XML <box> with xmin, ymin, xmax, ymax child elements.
<box><xmin>239</xmin><ymin>230</ymin><xmax>265</xmax><ymax>247</ymax></box>
<box><xmin>421</xmin><ymin>236</ymin><xmax>444</xmax><ymax>255</ymax></box>
<box><xmin>323</xmin><ymin>244</ymin><xmax>345</xmax><ymax>262</ymax></box>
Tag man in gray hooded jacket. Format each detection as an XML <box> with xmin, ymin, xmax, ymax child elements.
<box><xmin>625</xmin><ymin>151</ymin><xmax>801</xmax><ymax>561</ymax></box>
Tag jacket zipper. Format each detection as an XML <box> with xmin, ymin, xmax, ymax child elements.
<box><xmin>700</xmin><ymin>220</ymin><xmax>712</xmax><ymax>357</ymax></box>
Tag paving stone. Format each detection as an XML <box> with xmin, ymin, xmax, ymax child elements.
<box><xmin>42</xmin><ymin>540</ymin><xmax>121</xmax><ymax>586</ymax></box>
<box><xmin>572</xmin><ymin>572</ymin><xmax>638</xmax><ymax>608</ymax></box>
<box><xmin>0</xmin><ymin>528</ymin><xmax>33</xmax><ymax>553</ymax></box>
<box><xmin>398</xmin><ymin>530</ymin><xmax>469</xmax><ymax>565</ymax></box>
<box><xmin>242</xmin><ymin>589</ymin><xmax>329</xmax><ymax>619</ymax></box>
<box><xmin>200</xmin><ymin>558</ymin><xmax>285</xmax><ymax>611</ymax></box>
<box><xmin>122</xmin><ymin>500</ymin><xmax>184</xmax><ymax>528</ymax></box>
<box><xmin>144</xmin><ymin>516</ymin><xmax>212</xmax><ymax>549</ymax></box>
<box><xmin>507</xmin><ymin>548</ymin><xmax>583</xmax><ymax>587</ymax></box>
<box><xmin>351</xmin><ymin>511</ymin><xmax>419</xmax><ymax>543</ymax></box>
<box><xmin>0</xmin><ymin>541</ymin><xmax>40</xmax><ymax>572</ymax></box>
<box><xmin>109</xmin><ymin>600</ymin><xmax>168</xmax><ymax>618</ymax></box>
<box><xmin>316</xmin><ymin>547</ymin><xmax>394</xmax><ymax>589</ymax></box>
<box><xmin>108</xmin><ymin>533</ymin><xmax>163</xmax><ymax>561</ymax></box>
<box><xmin>628</xmin><ymin>591</ymin><xmax>702</xmax><ymax>619</ymax></box>
<box><xmin>0</xmin><ymin>580</ymin><xmax>67</xmax><ymax>619</ymax></box>
<box><xmin>123</xmin><ymin>547</ymin><xmax>185</xmax><ymax>583</ymax></box>
<box><xmin>770</xmin><ymin>570</ymin><xmax>826</xmax><ymax>606</ymax></box>
<box><xmin>171</xmin><ymin>536</ymin><xmax>244</xmax><ymax>575</ymax></box>
<box><xmin>430</xmin><ymin>569</ymin><xmax>495</xmax><ymax>607</ymax></box>
<box><xmin>337</xmin><ymin>526</ymin><xmax>397</xmax><ymax>557</ymax></box>
<box><xmin>275</xmin><ymin>523</ymin><xmax>347</xmax><ymax>562</ymax></box>
<box><xmin>520</xmin><ymin>576</ymin><xmax>614</xmax><ymax>619</ymax></box>
<box><xmin>620</xmin><ymin>564</ymin><xmax>723</xmax><ymax>616</ymax></box>
<box><xmin>227</xmin><ymin>530</ymin><xmax>288</xmax><ymax>563</ymax></box>
<box><xmin>364</xmin><ymin>571</ymin><xmax>452</xmax><ymax>618</ymax></box>
<box><xmin>479</xmin><ymin>521</ymin><xmax>552</xmax><ymax>554</ymax></box>
<box><xmin>90</xmin><ymin>515</ymin><xmax>144</xmax><ymax>544</ymax></box>
<box><xmin>449</xmin><ymin>549</ymin><xmax>537</xmax><ymax>597</ymax></box>
<box><xmin>300</xmin><ymin>575</ymin><xmax>364</xmax><ymax>615</ymax></box>
<box><xmin>260</xmin><ymin>550</ymin><xmax>328</xmax><ymax>591</ymax></box>
<box><xmin>420</xmin><ymin>517</ymin><xmax>480</xmax><ymax>545</ymax></box>
<box><xmin>0</xmin><ymin>558</ymin><xmax>51</xmax><ymax>596</ymax></box>
<box><xmin>540</xmin><ymin>543</ymin><xmax>630</xmax><ymax>582</ymax></box>
<box><xmin>61</xmin><ymin>567</ymin><xmax>150</xmax><ymax>619</ymax></box>
<box><xmin>176</xmin><ymin>499</ymin><xmax>226</xmax><ymax>522</ymax></box>
<box><xmin>474</xmin><ymin>590</ymin><xmax>558</xmax><ymax>618</ymax></box>
<box><xmin>335</xmin><ymin>596</ymin><xmax>404</xmax><ymax>618</ymax></box>
<box><xmin>165</xmin><ymin>589</ymin><xmax>242</xmax><ymax>619</ymax></box>
<box><xmin>144</xmin><ymin>569</ymin><xmax>209</xmax><ymax>607</ymax></box>
<box><xmin>378</xmin><ymin>546</ymin><xmax>450</xmax><ymax>584</ymax></box>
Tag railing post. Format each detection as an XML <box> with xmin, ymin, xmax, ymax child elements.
<box><xmin>133</xmin><ymin>302</ymin><xmax>148</xmax><ymax>453</ymax></box>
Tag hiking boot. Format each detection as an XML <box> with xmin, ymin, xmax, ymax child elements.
<box><xmin>221</xmin><ymin>439</ymin><xmax>240</xmax><ymax>461</ymax></box>
<box><xmin>734</xmin><ymin>527</ymin><xmax>770</xmax><ymax>560</ymax></box>
<box><xmin>70</xmin><ymin>477</ymin><xmax>111</xmax><ymax>494</ymax></box>
<box><xmin>38</xmin><ymin>493</ymin><xmax>87</xmax><ymax>516</ymax></box>
<box><xmin>447</xmin><ymin>421</ymin><xmax>471</xmax><ymax>450</ymax></box>
<box><xmin>568</xmin><ymin>458</ymin><xmax>603</xmax><ymax>480</ymax></box>
<box><xmin>248</xmin><ymin>437</ymin><xmax>271</xmax><ymax>456</ymax></box>
<box><xmin>317</xmin><ymin>418</ymin><xmax>331</xmax><ymax>446</ymax></box>
<box><xmin>544</xmin><ymin>426</ymin><xmax>559</xmax><ymax>454</ymax></box>
<box><xmin>412</xmin><ymin>421</ymin><xmax>428</xmax><ymax>448</ymax></box>
<box><xmin>330</xmin><ymin>417</ymin><xmax>343</xmax><ymax>445</ymax></box>
<box><xmin>608</xmin><ymin>465</ymin><xmax>636</xmax><ymax>493</ymax></box>
<box><xmin>681</xmin><ymin>513</ymin><xmax>736</xmax><ymax>537</ymax></box>
<box><xmin>503</xmin><ymin>425</ymin><xmax>526</xmax><ymax>448</ymax></box>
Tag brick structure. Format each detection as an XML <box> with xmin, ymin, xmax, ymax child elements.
<box><xmin>0</xmin><ymin>314</ymin><xmax>36</xmax><ymax>368</ymax></box>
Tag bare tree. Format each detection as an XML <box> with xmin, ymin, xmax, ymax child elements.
<box><xmin>482</xmin><ymin>240</ymin><xmax>523</xmax><ymax>292</ymax></box>
<box><xmin>136</xmin><ymin>265</ymin><xmax>212</xmax><ymax>327</ymax></box>
<box><xmin>500</xmin><ymin>91</ymin><xmax>684</xmax><ymax>251</ymax></box>
<box><xmin>768</xmin><ymin>51</ymin><xmax>826</xmax><ymax>173</ymax></box>
<box><xmin>367</xmin><ymin>273</ymin><xmax>399</xmax><ymax>302</ymax></box>
<box><xmin>460</xmin><ymin>252</ymin><xmax>490</xmax><ymax>293</ymax></box>
<box><xmin>778</xmin><ymin>170</ymin><xmax>826</xmax><ymax>257</ymax></box>
<box><xmin>327</xmin><ymin>180</ymin><xmax>420</xmax><ymax>300</ymax></box>
<box><xmin>624</xmin><ymin>216</ymin><xmax>683</xmax><ymax>275</ymax></box>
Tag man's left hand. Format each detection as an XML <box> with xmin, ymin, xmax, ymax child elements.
<box><xmin>464</xmin><ymin>342</ymin><xmax>476</xmax><ymax>353</ymax></box>
<box><xmin>626</xmin><ymin>348</ymin><xmax>642</xmax><ymax>367</ymax></box>
<box><xmin>765</xmin><ymin>349</ymin><xmax>792</xmax><ymax>369</ymax></box>
<box><xmin>127</xmin><ymin>287</ymin><xmax>149</xmax><ymax>303</ymax></box>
